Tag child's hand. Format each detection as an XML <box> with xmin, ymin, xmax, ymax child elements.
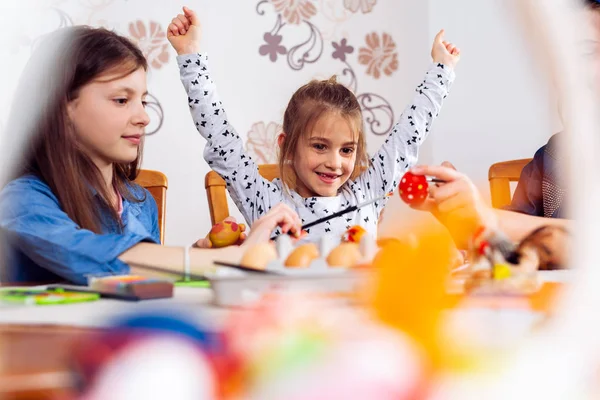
<box><xmin>431</xmin><ymin>29</ymin><xmax>461</xmax><ymax>69</ymax></box>
<box><xmin>167</xmin><ymin>6</ymin><xmax>202</xmax><ymax>55</ymax></box>
<box><xmin>410</xmin><ymin>163</ymin><xmax>496</xmax><ymax>247</ymax></box>
<box><xmin>243</xmin><ymin>204</ymin><xmax>302</xmax><ymax>247</ymax></box>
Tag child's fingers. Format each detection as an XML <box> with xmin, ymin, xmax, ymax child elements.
<box><xmin>171</xmin><ymin>17</ymin><xmax>186</xmax><ymax>34</ymax></box>
<box><xmin>279</xmin><ymin>221</ymin><xmax>293</xmax><ymax>235</ymax></box>
<box><xmin>434</xmin><ymin>29</ymin><xmax>445</xmax><ymax>43</ymax></box>
<box><xmin>168</xmin><ymin>23</ymin><xmax>179</xmax><ymax>36</ymax></box>
<box><xmin>183</xmin><ymin>6</ymin><xmax>200</xmax><ymax>26</ymax></box>
<box><xmin>176</xmin><ymin>13</ymin><xmax>190</xmax><ymax>30</ymax></box>
<box><xmin>194</xmin><ymin>237</ymin><xmax>212</xmax><ymax>248</ymax></box>
<box><xmin>236</xmin><ymin>232</ymin><xmax>247</xmax><ymax>245</ymax></box>
<box><xmin>410</xmin><ymin>197</ymin><xmax>437</xmax><ymax>213</ymax></box>
<box><xmin>171</xmin><ymin>17</ymin><xmax>185</xmax><ymax>30</ymax></box>
<box><xmin>411</xmin><ymin>164</ymin><xmax>462</xmax><ymax>182</ymax></box>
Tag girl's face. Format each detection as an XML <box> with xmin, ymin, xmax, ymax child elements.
<box><xmin>67</xmin><ymin>67</ymin><xmax>150</xmax><ymax>169</ymax></box>
<box><xmin>292</xmin><ymin>112</ymin><xmax>358</xmax><ymax>198</ymax></box>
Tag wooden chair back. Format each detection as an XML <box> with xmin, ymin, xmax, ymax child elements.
<box><xmin>205</xmin><ymin>164</ymin><xmax>279</xmax><ymax>225</ymax></box>
<box><xmin>488</xmin><ymin>158</ymin><xmax>532</xmax><ymax>208</ymax></box>
<box><xmin>134</xmin><ymin>169</ymin><xmax>168</xmax><ymax>243</ymax></box>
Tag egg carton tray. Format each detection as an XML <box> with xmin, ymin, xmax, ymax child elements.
<box><xmin>207</xmin><ymin>233</ymin><xmax>377</xmax><ymax>307</ymax></box>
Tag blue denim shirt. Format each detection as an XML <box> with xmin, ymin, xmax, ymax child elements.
<box><xmin>0</xmin><ymin>175</ymin><xmax>160</xmax><ymax>285</ymax></box>
<box><xmin>506</xmin><ymin>134</ymin><xmax>566</xmax><ymax>218</ymax></box>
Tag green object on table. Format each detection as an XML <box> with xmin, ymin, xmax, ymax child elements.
<box><xmin>174</xmin><ymin>279</ymin><xmax>211</xmax><ymax>288</ymax></box>
<box><xmin>0</xmin><ymin>288</ymin><xmax>100</xmax><ymax>305</ymax></box>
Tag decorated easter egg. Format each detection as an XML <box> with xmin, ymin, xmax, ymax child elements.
<box><xmin>284</xmin><ymin>244</ymin><xmax>320</xmax><ymax>268</ymax></box>
<box><xmin>343</xmin><ymin>225</ymin><xmax>367</xmax><ymax>243</ymax></box>
<box><xmin>208</xmin><ymin>220</ymin><xmax>243</xmax><ymax>248</ymax></box>
<box><xmin>398</xmin><ymin>172</ymin><xmax>428</xmax><ymax>206</ymax></box>
<box><xmin>327</xmin><ymin>242</ymin><xmax>362</xmax><ymax>268</ymax></box>
<box><xmin>241</xmin><ymin>243</ymin><xmax>278</xmax><ymax>270</ymax></box>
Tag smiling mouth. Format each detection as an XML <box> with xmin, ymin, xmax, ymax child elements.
<box><xmin>316</xmin><ymin>172</ymin><xmax>341</xmax><ymax>183</ymax></box>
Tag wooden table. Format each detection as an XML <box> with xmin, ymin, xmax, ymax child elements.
<box><xmin>0</xmin><ymin>324</ymin><xmax>97</xmax><ymax>399</ymax></box>
<box><xmin>0</xmin><ymin>286</ymin><xmax>221</xmax><ymax>399</ymax></box>
<box><xmin>0</xmin><ymin>272</ymin><xmax>569</xmax><ymax>399</ymax></box>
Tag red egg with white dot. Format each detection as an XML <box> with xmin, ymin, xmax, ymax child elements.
<box><xmin>398</xmin><ymin>172</ymin><xmax>429</xmax><ymax>205</ymax></box>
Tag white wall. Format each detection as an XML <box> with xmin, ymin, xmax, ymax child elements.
<box><xmin>427</xmin><ymin>0</ymin><xmax>558</xmax><ymax>184</ymax></box>
<box><xmin>0</xmin><ymin>0</ymin><xmax>559</xmax><ymax>245</ymax></box>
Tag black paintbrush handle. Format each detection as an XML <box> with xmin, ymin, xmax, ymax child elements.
<box><xmin>213</xmin><ymin>261</ymin><xmax>278</xmax><ymax>274</ymax></box>
<box><xmin>301</xmin><ymin>205</ymin><xmax>358</xmax><ymax>230</ymax></box>
<box><xmin>427</xmin><ymin>178</ymin><xmax>447</xmax><ymax>184</ymax></box>
<box><xmin>269</xmin><ymin>205</ymin><xmax>359</xmax><ymax>241</ymax></box>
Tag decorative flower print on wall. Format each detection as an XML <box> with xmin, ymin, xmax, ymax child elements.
<box><xmin>245</xmin><ymin>122</ymin><xmax>282</xmax><ymax>164</ymax></box>
<box><xmin>255</xmin><ymin>0</ymin><xmax>397</xmax><ymax>136</ymax></box>
<box><xmin>331</xmin><ymin>35</ymin><xmax>395</xmax><ymax>136</ymax></box>
<box><xmin>331</xmin><ymin>38</ymin><xmax>353</xmax><ymax>62</ymax></box>
<box><xmin>128</xmin><ymin>20</ymin><xmax>170</xmax><ymax>69</ymax></box>
<box><xmin>343</xmin><ymin>0</ymin><xmax>377</xmax><ymax>14</ymax></box>
<box><xmin>259</xmin><ymin>32</ymin><xmax>287</xmax><ymax>62</ymax></box>
<box><xmin>257</xmin><ymin>0</ymin><xmax>323</xmax><ymax>70</ymax></box>
<box><xmin>270</xmin><ymin>0</ymin><xmax>317</xmax><ymax>24</ymax></box>
<box><xmin>358</xmin><ymin>32</ymin><xmax>399</xmax><ymax>79</ymax></box>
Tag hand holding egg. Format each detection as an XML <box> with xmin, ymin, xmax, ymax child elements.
<box><xmin>398</xmin><ymin>171</ymin><xmax>429</xmax><ymax>206</ymax></box>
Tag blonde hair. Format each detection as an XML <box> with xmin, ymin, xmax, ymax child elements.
<box><xmin>279</xmin><ymin>76</ymin><xmax>369</xmax><ymax>192</ymax></box>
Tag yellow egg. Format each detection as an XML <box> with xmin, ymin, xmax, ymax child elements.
<box><xmin>208</xmin><ymin>220</ymin><xmax>243</xmax><ymax>248</ymax></box>
<box><xmin>326</xmin><ymin>243</ymin><xmax>362</xmax><ymax>268</ymax></box>
<box><xmin>240</xmin><ymin>243</ymin><xmax>278</xmax><ymax>270</ymax></box>
<box><xmin>284</xmin><ymin>244</ymin><xmax>320</xmax><ymax>268</ymax></box>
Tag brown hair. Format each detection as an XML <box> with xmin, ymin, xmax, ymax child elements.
<box><xmin>9</xmin><ymin>26</ymin><xmax>148</xmax><ymax>233</ymax></box>
<box><xmin>585</xmin><ymin>0</ymin><xmax>600</xmax><ymax>10</ymax></box>
<box><xmin>279</xmin><ymin>76</ymin><xmax>369</xmax><ymax>192</ymax></box>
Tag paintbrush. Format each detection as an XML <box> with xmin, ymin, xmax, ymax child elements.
<box><xmin>270</xmin><ymin>192</ymin><xmax>393</xmax><ymax>241</ymax></box>
<box><xmin>427</xmin><ymin>178</ymin><xmax>447</xmax><ymax>184</ymax></box>
<box><xmin>127</xmin><ymin>259</ymin><xmax>271</xmax><ymax>281</ymax></box>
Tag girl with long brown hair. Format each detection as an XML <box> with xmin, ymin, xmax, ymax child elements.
<box><xmin>0</xmin><ymin>26</ymin><xmax>301</xmax><ymax>284</ymax></box>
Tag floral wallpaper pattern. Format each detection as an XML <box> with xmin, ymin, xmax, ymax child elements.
<box><xmin>128</xmin><ymin>20</ymin><xmax>170</xmax><ymax>70</ymax></box>
<box><xmin>245</xmin><ymin>122</ymin><xmax>282</xmax><ymax>164</ymax></box>
<box><xmin>358</xmin><ymin>32</ymin><xmax>398</xmax><ymax>79</ymax></box>
<box><xmin>6</xmin><ymin>0</ymin><xmax>402</xmax><ymax>160</ymax></box>
<box><xmin>248</xmin><ymin>0</ymin><xmax>397</xmax><ymax>163</ymax></box>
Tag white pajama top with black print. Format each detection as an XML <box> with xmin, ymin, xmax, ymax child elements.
<box><xmin>177</xmin><ymin>53</ymin><xmax>455</xmax><ymax>241</ymax></box>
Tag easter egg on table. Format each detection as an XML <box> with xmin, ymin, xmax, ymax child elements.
<box><xmin>285</xmin><ymin>244</ymin><xmax>320</xmax><ymax>268</ymax></box>
<box><xmin>241</xmin><ymin>243</ymin><xmax>278</xmax><ymax>270</ymax></box>
<box><xmin>343</xmin><ymin>225</ymin><xmax>367</xmax><ymax>243</ymax></box>
<box><xmin>208</xmin><ymin>221</ymin><xmax>243</xmax><ymax>248</ymax></box>
<box><xmin>398</xmin><ymin>172</ymin><xmax>428</xmax><ymax>206</ymax></box>
<box><xmin>327</xmin><ymin>242</ymin><xmax>362</xmax><ymax>268</ymax></box>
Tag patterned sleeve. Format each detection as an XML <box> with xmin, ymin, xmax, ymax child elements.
<box><xmin>355</xmin><ymin>63</ymin><xmax>455</xmax><ymax>211</ymax></box>
<box><xmin>177</xmin><ymin>53</ymin><xmax>282</xmax><ymax>224</ymax></box>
